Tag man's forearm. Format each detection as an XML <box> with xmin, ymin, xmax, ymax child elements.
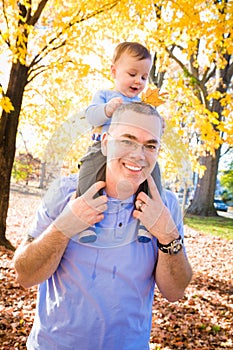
<box><xmin>13</xmin><ymin>224</ymin><xmax>69</xmax><ymax>288</ymax></box>
<box><xmin>14</xmin><ymin>181</ymin><xmax>107</xmax><ymax>288</ymax></box>
<box><xmin>155</xmin><ymin>248</ymin><xmax>193</xmax><ymax>302</ymax></box>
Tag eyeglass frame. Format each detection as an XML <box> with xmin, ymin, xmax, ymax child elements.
<box><xmin>107</xmin><ymin>132</ymin><xmax>160</xmax><ymax>155</ymax></box>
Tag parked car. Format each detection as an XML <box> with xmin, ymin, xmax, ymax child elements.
<box><xmin>214</xmin><ymin>199</ymin><xmax>228</xmax><ymax>212</ymax></box>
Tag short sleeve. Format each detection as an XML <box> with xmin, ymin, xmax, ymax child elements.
<box><xmin>162</xmin><ymin>189</ymin><xmax>184</xmax><ymax>237</ymax></box>
<box><xmin>28</xmin><ymin>174</ymin><xmax>78</xmax><ymax>238</ymax></box>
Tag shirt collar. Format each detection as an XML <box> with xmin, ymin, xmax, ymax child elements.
<box><xmin>102</xmin><ymin>189</ymin><xmax>135</xmax><ymax>206</ymax></box>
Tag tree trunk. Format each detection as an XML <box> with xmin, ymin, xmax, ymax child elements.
<box><xmin>39</xmin><ymin>162</ymin><xmax>46</xmax><ymax>189</ymax></box>
<box><xmin>187</xmin><ymin>148</ymin><xmax>220</xmax><ymax>216</ymax></box>
<box><xmin>0</xmin><ymin>62</ymin><xmax>28</xmax><ymax>250</ymax></box>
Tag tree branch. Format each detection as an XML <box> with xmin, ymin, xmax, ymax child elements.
<box><xmin>1</xmin><ymin>0</ymin><xmax>11</xmax><ymax>47</ymax></box>
<box><xmin>27</xmin><ymin>0</ymin><xmax>49</xmax><ymax>26</ymax></box>
<box><xmin>27</xmin><ymin>0</ymin><xmax>119</xmax><ymax>72</ymax></box>
<box><xmin>165</xmin><ymin>46</ymin><xmax>187</xmax><ymax>72</ymax></box>
<box><xmin>189</xmin><ymin>39</ymin><xmax>200</xmax><ymax>77</ymax></box>
<box><xmin>166</xmin><ymin>46</ymin><xmax>209</xmax><ymax>108</ymax></box>
<box><xmin>226</xmin><ymin>61</ymin><xmax>233</xmax><ymax>83</ymax></box>
<box><xmin>28</xmin><ymin>40</ymin><xmax>66</xmax><ymax>76</ymax></box>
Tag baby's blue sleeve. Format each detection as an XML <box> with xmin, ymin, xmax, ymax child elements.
<box><xmin>85</xmin><ymin>90</ymin><xmax>110</xmax><ymax>127</ymax></box>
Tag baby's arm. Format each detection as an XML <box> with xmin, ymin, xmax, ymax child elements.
<box><xmin>85</xmin><ymin>90</ymin><xmax>123</xmax><ymax>127</ymax></box>
<box><xmin>105</xmin><ymin>97</ymin><xmax>123</xmax><ymax>117</ymax></box>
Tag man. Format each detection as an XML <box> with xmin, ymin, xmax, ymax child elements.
<box><xmin>13</xmin><ymin>102</ymin><xmax>192</xmax><ymax>350</ymax></box>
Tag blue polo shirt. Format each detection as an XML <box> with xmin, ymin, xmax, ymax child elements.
<box><xmin>27</xmin><ymin>174</ymin><xmax>184</xmax><ymax>350</ymax></box>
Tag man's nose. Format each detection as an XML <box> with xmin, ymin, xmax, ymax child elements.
<box><xmin>130</xmin><ymin>144</ymin><xmax>146</xmax><ymax>158</ymax></box>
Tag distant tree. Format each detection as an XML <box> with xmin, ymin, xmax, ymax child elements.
<box><xmin>220</xmin><ymin>161</ymin><xmax>233</xmax><ymax>198</ymax></box>
<box><xmin>149</xmin><ymin>0</ymin><xmax>233</xmax><ymax>216</ymax></box>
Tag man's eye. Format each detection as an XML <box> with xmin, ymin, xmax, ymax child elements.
<box><xmin>120</xmin><ymin>139</ymin><xmax>133</xmax><ymax>146</ymax></box>
<box><xmin>145</xmin><ymin>144</ymin><xmax>157</xmax><ymax>151</ymax></box>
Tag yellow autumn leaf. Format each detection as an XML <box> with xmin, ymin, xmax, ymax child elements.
<box><xmin>0</xmin><ymin>97</ymin><xmax>14</xmax><ymax>113</ymax></box>
<box><xmin>207</xmin><ymin>91</ymin><xmax>223</xmax><ymax>100</ymax></box>
<box><xmin>141</xmin><ymin>86</ymin><xmax>168</xmax><ymax>107</ymax></box>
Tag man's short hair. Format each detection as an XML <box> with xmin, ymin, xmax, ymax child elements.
<box><xmin>112</xmin><ymin>101</ymin><xmax>161</xmax><ymax>120</ymax></box>
<box><xmin>110</xmin><ymin>102</ymin><xmax>162</xmax><ymax>135</ymax></box>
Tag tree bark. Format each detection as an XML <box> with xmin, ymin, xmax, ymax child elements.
<box><xmin>0</xmin><ymin>0</ymin><xmax>120</xmax><ymax>249</ymax></box>
<box><xmin>187</xmin><ymin>148</ymin><xmax>220</xmax><ymax>216</ymax></box>
<box><xmin>0</xmin><ymin>62</ymin><xmax>29</xmax><ymax>250</ymax></box>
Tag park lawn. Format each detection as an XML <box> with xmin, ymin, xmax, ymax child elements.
<box><xmin>184</xmin><ymin>213</ymin><xmax>233</xmax><ymax>240</ymax></box>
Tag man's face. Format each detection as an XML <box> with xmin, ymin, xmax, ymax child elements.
<box><xmin>102</xmin><ymin>110</ymin><xmax>161</xmax><ymax>199</ymax></box>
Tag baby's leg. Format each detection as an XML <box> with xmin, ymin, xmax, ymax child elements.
<box><xmin>76</xmin><ymin>142</ymin><xmax>106</xmax><ymax>242</ymax></box>
<box><xmin>77</xmin><ymin>142</ymin><xmax>106</xmax><ymax>197</ymax></box>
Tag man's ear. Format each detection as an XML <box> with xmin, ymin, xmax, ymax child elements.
<box><xmin>101</xmin><ymin>132</ymin><xmax>108</xmax><ymax>156</ymax></box>
<box><xmin>110</xmin><ymin>64</ymin><xmax>116</xmax><ymax>79</ymax></box>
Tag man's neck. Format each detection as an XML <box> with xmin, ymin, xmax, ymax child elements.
<box><xmin>105</xmin><ymin>179</ymin><xmax>137</xmax><ymax>200</ymax></box>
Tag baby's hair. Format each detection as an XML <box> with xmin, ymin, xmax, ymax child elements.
<box><xmin>112</xmin><ymin>42</ymin><xmax>151</xmax><ymax>63</ymax></box>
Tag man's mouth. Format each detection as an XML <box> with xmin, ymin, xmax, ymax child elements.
<box><xmin>124</xmin><ymin>163</ymin><xmax>142</xmax><ymax>172</ymax></box>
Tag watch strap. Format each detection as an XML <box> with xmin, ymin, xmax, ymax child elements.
<box><xmin>157</xmin><ymin>235</ymin><xmax>183</xmax><ymax>255</ymax></box>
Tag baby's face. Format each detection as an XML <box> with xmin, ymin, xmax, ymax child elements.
<box><xmin>111</xmin><ymin>53</ymin><xmax>151</xmax><ymax>98</ymax></box>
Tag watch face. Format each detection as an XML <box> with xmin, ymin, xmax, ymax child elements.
<box><xmin>171</xmin><ymin>242</ymin><xmax>183</xmax><ymax>254</ymax></box>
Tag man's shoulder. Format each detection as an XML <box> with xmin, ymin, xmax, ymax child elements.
<box><xmin>162</xmin><ymin>189</ymin><xmax>180</xmax><ymax>207</ymax></box>
<box><xmin>28</xmin><ymin>174</ymin><xmax>79</xmax><ymax>238</ymax></box>
<box><xmin>162</xmin><ymin>188</ymin><xmax>178</xmax><ymax>199</ymax></box>
<box><xmin>49</xmin><ymin>173</ymin><xmax>78</xmax><ymax>194</ymax></box>
<box><xmin>43</xmin><ymin>174</ymin><xmax>78</xmax><ymax>212</ymax></box>
<box><xmin>161</xmin><ymin>189</ymin><xmax>183</xmax><ymax>232</ymax></box>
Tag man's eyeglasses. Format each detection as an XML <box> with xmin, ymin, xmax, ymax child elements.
<box><xmin>107</xmin><ymin>133</ymin><xmax>160</xmax><ymax>155</ymax></box>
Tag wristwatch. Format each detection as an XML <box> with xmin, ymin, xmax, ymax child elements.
<box><xmin>157</xmin><ymin>235</ymin><xmax>183</xmax><ymax>255</ymax></box>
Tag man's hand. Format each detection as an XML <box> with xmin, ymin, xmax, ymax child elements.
<box><xmin>54</xmin><ymin>181</ymin><xmax>107</xmax><ymax>238</ymax></box>
<box><xmin>133</xmin><ymin>176</ymin><xmax>178</xmax><ymax>243</ymax></box>
<box><xmin>105</xmin><ymin>97</ymin><xmax>123</xmax><ymax>117</ymax></box>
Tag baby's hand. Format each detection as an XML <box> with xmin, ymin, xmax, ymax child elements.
<box><xmin>105</xmin><ymin>97</ymin><xmax>123</xmax><ymax>117</ymax></box>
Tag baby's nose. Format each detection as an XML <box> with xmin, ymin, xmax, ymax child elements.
<box><xmin>134</xmin><ymin>75</ymin><xmax>141</xmax><ymax>83</ymax></box>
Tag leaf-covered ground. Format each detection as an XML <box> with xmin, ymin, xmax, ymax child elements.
<box><xmin>0</xmin><ymin>188</ymin><xmax>233</xmax><ymax>350</ymax></box>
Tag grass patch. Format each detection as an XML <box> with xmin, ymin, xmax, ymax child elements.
<box><xmin>184</xmin><ymin>214</ymin><xmax>233</xmax><ymax>240</ymax></box>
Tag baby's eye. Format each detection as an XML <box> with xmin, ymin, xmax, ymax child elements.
<box><xmin>128</xmin><ymin>73</ymin><xmax>136</xmax><ymax>77</ymax></box>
